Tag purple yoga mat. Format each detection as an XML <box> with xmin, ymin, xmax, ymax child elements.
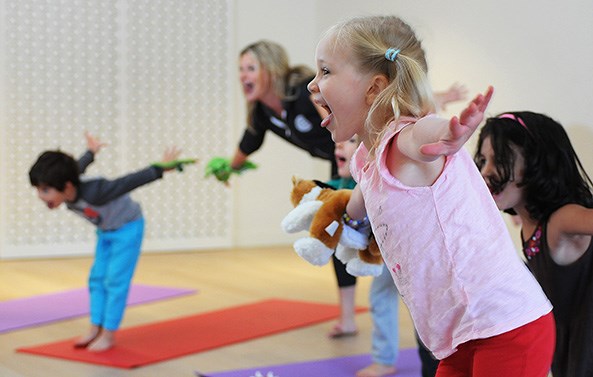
<box><xmin>0</xmin><ymin>284</ymin><xmax>196</xmax><ymax>333</ymax></box>
<box><xmin>196</xmin><ymin>348</ymin><xmax>421</xmax><ymax>377</ymax></box>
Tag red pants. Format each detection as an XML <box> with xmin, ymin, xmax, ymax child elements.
<box><xmin>436</xmin><ymin>312</ymin><xmax>555</xmax><ymax>377</ymax></box>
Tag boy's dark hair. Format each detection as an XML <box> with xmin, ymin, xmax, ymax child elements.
<box><xmin>29</xmin><ymin>151</ymin><xmax>80</xmax><ymax>191</ymax></box>
<box><xmin>475</xmin><ymin>111</ymin><xmax>593</xmax><ymax>221</ymax></box>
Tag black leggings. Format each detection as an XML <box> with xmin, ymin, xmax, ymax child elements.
<box><xmin>332</xmin><ymin>253</ymin><xmax>356</xmax><ymax>287</ymax></box>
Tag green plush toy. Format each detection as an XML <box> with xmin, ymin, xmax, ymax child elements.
<box><xmin>151</xmin><ymin>158</ymin><xmax>197</xmax><ymax>172</ymax></box>
<box><xmin>205</xmin><ymin>157</ymin><xmax>257</xmax><ymax>183</ymax></box>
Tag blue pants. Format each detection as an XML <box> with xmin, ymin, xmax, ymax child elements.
<box><xmin>370</xmin><ymin>264</ymin><xmax>400</xmax><ymax>365</ymax></box>
<box><xmin>89</xmin><ymin>218</ymin><xmax>144</xmax><ymax>331</ymax></box>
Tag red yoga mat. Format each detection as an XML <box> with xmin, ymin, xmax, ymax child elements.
<box><xmin>17</xmin><ymin>298</ymin><xmax>367</xmax><ymax>369</ymax></box>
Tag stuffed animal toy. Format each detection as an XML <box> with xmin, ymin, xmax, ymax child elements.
<box><xmin>281</xmin><ymin>176</ymin><xmax>383</xmax><ymax>276</ymax></box>
<box><xmin>151</xmin><ymin>158</ymin><xmax>197</xmax><ymax>172</ymax></box>
<box><xmin>204</xmin><ymin>157</ymin><xmax>257</xmax><ymax>185</ymax></box>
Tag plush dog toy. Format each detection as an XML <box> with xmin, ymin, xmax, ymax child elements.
<box><xmin>281</xmin><ymin>177</ymin><xmax>383</xmax><ymax>276</ymax></box>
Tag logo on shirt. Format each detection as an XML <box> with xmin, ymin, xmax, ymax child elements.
<box><xmin>83</xmin><ymin>207</ymin><xmax>101</xmax><ymax>225</ymax></box>
<box><xmin>294</xmin><ymin>114</ymin><xmax>313</xmax><ymax>133</ymax></box>
<box><xmin>269</xmin><ymin>116</ymin><xmax>292</xmax><ymax>138</ymax></box>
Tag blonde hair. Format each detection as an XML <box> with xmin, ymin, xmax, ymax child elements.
<box><xmin>240</xmin><ymin>40</ymin><xmax>314</xmax><ymax>128</ymax></box>
<box><xmin>325</xmin><ymin>16</ymin><xmax>435</xmax><ymax>155</ymax></box>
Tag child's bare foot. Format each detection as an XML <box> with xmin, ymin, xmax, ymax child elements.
<box><xmin>327</xmin><ymin>323</ymin><xmax>358</xmax><ymax>338</ymax></box>
<box><xmin>73</xmin><ymin>325</ymin><xmax>102</xmax><ymax>348</ymax></box>
<box><xmin>356</xmin><ymin>363</ymin><xmax>397</xmax><ymax>377</ymax></box>
<box><xmin>87</xmin><ymin>330</ymin><xmax>114</xmax><ymax>352</ymax></box>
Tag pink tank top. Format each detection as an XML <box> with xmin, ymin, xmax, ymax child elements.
<box><xmin>352</xmin><ymin>116</ymin><xmax>552</xmax><ymax>359</ymax></box>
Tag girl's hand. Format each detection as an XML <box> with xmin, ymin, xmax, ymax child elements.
<box><xmin>420</xmin><ymin>86</ymin><xmax>494</xmax><ymax>157</ymax></box>
<box><xmin>85</xmin><ymin>131</ymin><xmax>107</xmax><ymax>154</ymax></box>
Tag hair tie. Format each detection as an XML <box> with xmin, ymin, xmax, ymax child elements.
<box><xmin>498</xmin><ymin>113</ymin><xmax>527</xmax><ymax>130</ymax></box>
<box><xmin>385</xmin><ymin>48</ymin><xmax>400</xmax><ymax>62</ymax></box>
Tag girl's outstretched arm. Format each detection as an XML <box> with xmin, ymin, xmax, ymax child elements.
<box><xmin>346</xmin><ymin>185</ymin><xmax>367</xmax><ymax>221</ymax></box>
<box><xmin>420</xmin><ymin>86</ymin><xmax>494</xmax><ymax>157</ymax></box>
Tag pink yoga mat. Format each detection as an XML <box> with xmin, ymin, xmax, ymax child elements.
<box><xmin>0</xmin><ymin>284</ymin><xmax>196</xmax><ymax>333</ymax></box>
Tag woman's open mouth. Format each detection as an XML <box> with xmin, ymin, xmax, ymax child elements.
<box><xmin>242</xmin><ymin>82</ymin><xmax>254</xmax><ymax>95</ymax></box>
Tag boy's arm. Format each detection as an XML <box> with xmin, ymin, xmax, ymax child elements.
<box><xmin>150</xmin><ymin>146</ymin><xmax>196</xmax><ymax>171</ymax></box>
<box><xmin>81</xmin><ymin>166</ymin><xmax>164</xmax><ymax>205</ymax></box>
<box><xmin>78</xmin><ymin>132</ymin><xmax>107</xmax><ymax>174</ymax></box>
<box><xmin>77</xmin><ymin>151</ymin><xmax>95</xmax><ymax>174</ymax></box>
<box><xmin>84</xmin><ymin>146</ymin><xmax>194</xmax><ymax>205</ymax></box>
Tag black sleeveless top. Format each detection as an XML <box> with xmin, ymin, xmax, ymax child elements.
<box><xmin>523</xmin><ymin>223</ymin><xmax>593</xmax><ymax>377</ymax></box>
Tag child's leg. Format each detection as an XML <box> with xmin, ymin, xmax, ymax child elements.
<box><xmin>356</xmin><ymin>265</ymin><xmax>399</xmax><ymax>377</ymax></box>
<box><xmin>79</xmin><ymin>231</ymin><xmax>111</xmax><ymax>346</ymax></box>
<box><xmin>369</xmin><ymin>265</ymin><xmax>399</xmax><ymax>365</ymax></box>
<box><xmin>435</xmin><ymin>344</ymin><xmax>470</xmax><ymax>377</ymax></box>
<box><xmin>329</xmin><ymin>254</ymin><xmax>358</xmax><ymax>337</ymax></box>
<box><xmin>330</xmin><ymin>285</ymin><xmax>357</xmax><ymax>335</ymax></box>
<box><xmin>101</xmin><ymin>219</ymin><xmax>144</xmax><ymax>331</ymax></box>
<box><xmin>436</xmin><ymin>312</ymin><xmax>555</xmax><ymax>377</ymax></box>
<box><xmin>471</xmin><ymin>312</ymin><xmax>555</xmax><ymax>377</ymax></box>
<box><xmin>88</xmin><ymin>219</ymin><xmax>144</xmax><ymax>352</ymax></box>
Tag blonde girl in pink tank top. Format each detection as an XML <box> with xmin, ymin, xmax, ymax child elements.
<box><xmin>307</xmin><ymin>15</ymin><xmax>554</xmax><ymax>377</ymax></box>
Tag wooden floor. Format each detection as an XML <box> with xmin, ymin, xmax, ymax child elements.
<box><xmin>0</xmin><ymin>246</ymin><xmax>416</xmax><ymax>377</ymax></box>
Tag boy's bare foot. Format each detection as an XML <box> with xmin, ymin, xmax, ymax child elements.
<box><xmin>87</xmin><ymin>330</ymin><xmax>114</xmax><ymax>352</ymax></box>
<box><xmin>73</xmin><ymin>325</ymin><xmax>102</xmax><ymax>348</ymax></box>
<box><xmin>356</xmin><ymin>363</ymin><xmax>397</xmax><ymax>377</ymax></box>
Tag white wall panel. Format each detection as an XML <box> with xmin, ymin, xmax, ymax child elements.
<box><xmin>0</xmin><ymin>0</ymin><xmax>234</xmax><ymax>258</ymax></box>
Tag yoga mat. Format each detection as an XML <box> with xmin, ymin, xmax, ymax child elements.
<box><xmin>196</xmin><ymin>348</ymin><xmax>421</xmax><ymax>377</ymax></box>
<box><xmin>0</xmin><ymin>284</ymin><xmax>196</xmax><ymax>333</ymax></box>
<box><xmin>18</xmin><ymin>299</ymin><xmax>367</xmax><ymax>369</ymax></box>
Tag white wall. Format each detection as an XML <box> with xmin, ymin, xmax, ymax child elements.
<box><xmin>1</xmin><ymin>0</ymin><xmax>591</xmax><ymax>257</ymax></box>
<box><xmin>0</xmin><ymin>0</ymin><xmax>236</xmax><ymax>258</ymax></box>
<box><xmin>232</xmin><ymin>0</ymin><xmax>593</xmax><ymax>247</ymax></box>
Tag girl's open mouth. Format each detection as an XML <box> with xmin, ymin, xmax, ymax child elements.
<box><xmin>321</xmin><ymin>112</ymin><xmax>333</xmax><ymax>128</ymax></box>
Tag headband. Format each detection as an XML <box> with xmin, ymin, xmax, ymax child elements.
<box><xmin>498</xmin><ymin>113</ymin><xmax>527</xmax><ymax>130</ymax></box>
<box><xmin>385</xmin><ymin>48</ymin><xmax>400</xmax><ymax>62</ymax></box>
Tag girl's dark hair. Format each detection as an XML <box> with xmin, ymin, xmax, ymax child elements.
<box><xmin>475</xmin><ymin>111</ymin><xmax>593</xmax><ymax>220</ymax></box>
<box><xmin>29</xmin><ymin>151</ymin><xmax>80</xmax><ymax>191</ymax></box>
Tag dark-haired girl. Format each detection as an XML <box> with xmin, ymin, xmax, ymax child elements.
<box><xmin>476</xmin><ymin>111</ymin><xmax>593</xmax><ymax>377</ymax></box>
